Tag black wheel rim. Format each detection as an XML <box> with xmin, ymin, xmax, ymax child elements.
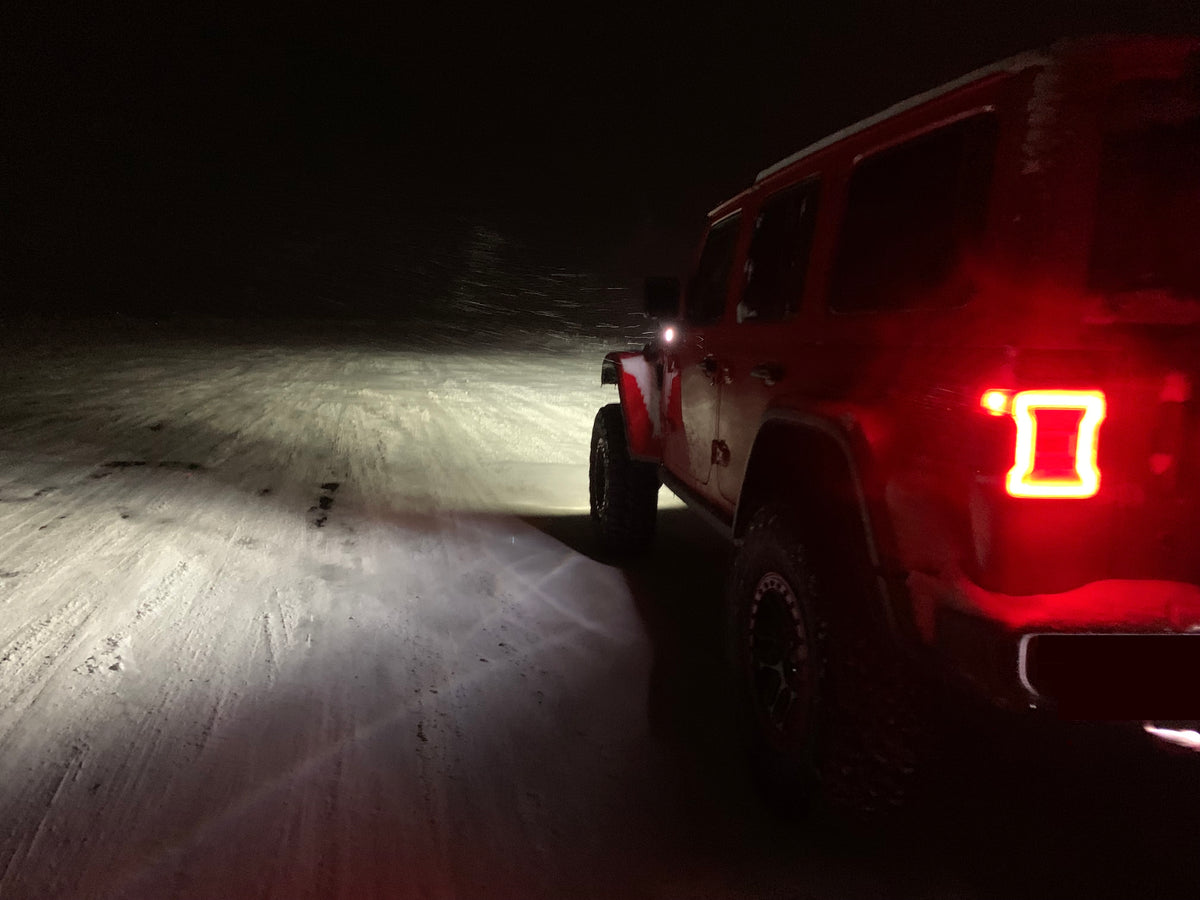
<box><xmin>747</xmin><ymin>572</ymin><xmax>811</xmax><ymax>739</ymax></box>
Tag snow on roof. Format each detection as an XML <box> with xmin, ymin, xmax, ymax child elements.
<box><xmin>754</xmin><ymin>50</ymin><xmax>1051</xmax><ymax>185</ymax></box>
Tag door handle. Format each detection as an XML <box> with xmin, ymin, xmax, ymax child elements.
<box><xmin>749</xmin><ymin>363</ymin><xmax>783</xmax><ymax>386</ymax></box>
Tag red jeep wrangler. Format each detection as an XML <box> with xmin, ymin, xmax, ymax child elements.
<box><xmin>590</xmin><ymin>36</ymin><xmax>1200</xmax><ymax>812</ymax></box>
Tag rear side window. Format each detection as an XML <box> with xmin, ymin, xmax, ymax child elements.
<box><xmin>1089</xmin><ymin>101</ymin><xmax>1200</xmax><ymax>302</ymax></box>
<box><xmin>685</xmin><ymin>213</ymin><xmax>741</xmax><ymax>326</ymax></box>
<box><xmin>830</xmin><ymin>113</ymin><xmax>998</xmax><ymax>312</ymax></box>
<box><xmin>739</xmin><ymin>180</ymin><xmax>820</xmax><ymax>323</ymax></box>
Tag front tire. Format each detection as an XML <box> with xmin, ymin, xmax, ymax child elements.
<box><xmin>589</xmin><ymin>403</ymin><xmax>659</xmax><ymax>555</ymax></box>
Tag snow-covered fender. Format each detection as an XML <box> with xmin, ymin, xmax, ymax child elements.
<box><xmin>601</xmin><ymin>351</ymin><xmax>663</xmax><ymax>462</ymax></box>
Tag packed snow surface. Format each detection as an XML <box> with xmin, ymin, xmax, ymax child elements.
<box><xmin>0</xmin><ymin>322</ymin><xmax>649</xmax><ymax>897</ymax></box>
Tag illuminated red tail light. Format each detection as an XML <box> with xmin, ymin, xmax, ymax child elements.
<box><xmin>980</xmin><ymin>389</ymin><xmax>1107</xmax><ymax>499</ymax></box>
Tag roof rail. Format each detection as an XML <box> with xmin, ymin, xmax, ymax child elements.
<box><xmin>754</xmin><ymin>50</ymin><xmax>1050</xmax><ymax>184</ymax></box>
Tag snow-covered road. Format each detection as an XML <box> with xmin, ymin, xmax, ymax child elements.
<box><xmin>2</xmin><ymin>320</ymin><xmax>1198</xmax><ymax>900</ymax></box>
<box><xmin>0</xmin><ymin>323</ymin><xmax>673</xmax><ymax>898</ymax></box>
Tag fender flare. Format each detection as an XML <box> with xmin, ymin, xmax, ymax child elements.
<box><xmin>734</xmin><ymin>409</ymin><xmax>907</xmax><ymax>637</ymax></box>
<box><xmin>601</xmin><ymin>351</ymin><xmax>663</xmax><ymax>462</ymax></box>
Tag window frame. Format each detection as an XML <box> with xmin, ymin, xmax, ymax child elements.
<box><xmin>737</xmin><ymin>176</ymin><xmax>822</xmax><ymax>326</ymax></box>
<box><xmin>683</xmin><ymin>210</ymin><xmax>743</xmax><ymax>327</ymax></box>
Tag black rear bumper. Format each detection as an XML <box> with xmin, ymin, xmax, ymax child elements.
<box><xmin>1022</xmin><ymin>633</ymin><xmax>1200</xmax><ymax>720</ymax></box>
<box><xmin>909</xmin><ymin>571</ymin><xmax>1200</xmax><ymax>719</ymax></box>
<box><xmin>931</xmin><ymin>609</ymin><xmax>1200</xmax><ymax>719</ymax></box>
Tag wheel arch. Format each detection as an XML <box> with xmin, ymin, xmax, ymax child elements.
<box><xmin>733</xmin><ymin>411</ymin><xmax>908</xmax><ymax>638</ymax></box>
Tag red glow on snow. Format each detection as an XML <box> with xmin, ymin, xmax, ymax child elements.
<box><xmin>1005</xmin><ymin>390</ymin><xmax>1106</xmax><ymax>499</ymax></box>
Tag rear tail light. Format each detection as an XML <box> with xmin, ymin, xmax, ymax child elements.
<box><xmin>980</xmin><ymin>389</ymin><xmax>1107</xmax><ymax>499</ymax></box>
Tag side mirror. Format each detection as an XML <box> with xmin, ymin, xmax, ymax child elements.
<box><xmin>643</xmin><ymin>276</ymin><xmax>681</xmax><ymax>319</ymax></box>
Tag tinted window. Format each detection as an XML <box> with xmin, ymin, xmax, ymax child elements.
<box><xmin>739</xmin><ymin>181</ymin><xmax>820</xmax><ymax>323</ymax></box>
<box><xmin>830</xmin><ymin>114</ymin><xmax>998</xmax><ymax>312</ymax></box>
<box><xmin>685</xmin><ymin>213</ymin><xmax>740</xmax><ymax>326</ymax></box>
<box><xmin>1089</xmin><ymin>115</ymin><xmax>1200</xmax><ymax>301</ymax></box>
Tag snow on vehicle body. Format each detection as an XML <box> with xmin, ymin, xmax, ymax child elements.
<box><xmin>591</xmin><ymin>36</ymin><xmax>1200</xmax><ymax>811</ymax></box>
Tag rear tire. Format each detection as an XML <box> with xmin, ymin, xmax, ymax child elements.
<box><xmin>589</xmin><ymin>403</ymin><xmax>659</xmax><ymax>555</ymax></box>
<box><xmin>728</xmin><ymin>505</ymin><xmax>931</xmax><ymax>823</ymax></box>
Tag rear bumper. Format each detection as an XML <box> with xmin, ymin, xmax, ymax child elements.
<box><xmin>908</xmin><ymin>571</ymin><xmax>1200</xmax><ymax>717</ymax></box>
<box><xmin>1021</xmin><ymin>633</ymin><xmax>1200</xmax><ymax>718</ymax></box>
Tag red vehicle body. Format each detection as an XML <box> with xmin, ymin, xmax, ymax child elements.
<box><xmin>592</xmin><ymin>36</ymin><xmax>1200</xmax><ymax>808</ymax></box>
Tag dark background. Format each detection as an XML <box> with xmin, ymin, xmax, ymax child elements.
<box><xmin>4</xmin><ymin>2</ymin><xmax>1199</xmax><ymax>319</ymax></box>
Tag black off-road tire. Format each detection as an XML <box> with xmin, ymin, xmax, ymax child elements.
<box><xmin>728</xmin><ymin>505</ymin><xmax>931</xmax><ymax>824</ymax></box>
<box><xmin>589</xmin><ymin>403</ymin><xmax>659</xmax><ymax>555</ymax></box>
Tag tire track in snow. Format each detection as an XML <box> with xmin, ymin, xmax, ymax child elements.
<box><xmin>258</xmin><ymin>587</ymin><xmax>300</xmax><ymax>690</ymax></box>
<box><xmin>75</xmin><ymin>558</ymin><xmax>190</xmax><ymax>675</ymax></box>
<box><xmin>0</xmin><ymin>745</ymin><xmax>86</xmax><ymax>896</ymax></box>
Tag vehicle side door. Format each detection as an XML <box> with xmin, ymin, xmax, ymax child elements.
<box><xmin>716</xmin><ymin>179</ymin><xmax>823</xmax><ymax>505</ymax></box>
<box><xmin>661</xmin><ymin>211</ymin><xmax>742</xmax><ymax>494</ymax></box>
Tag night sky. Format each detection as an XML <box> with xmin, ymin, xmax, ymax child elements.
<box><xmin>5</xmin><ymin>1</ymin><xmax>1198</xmax><ymax>317</ymax></box>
